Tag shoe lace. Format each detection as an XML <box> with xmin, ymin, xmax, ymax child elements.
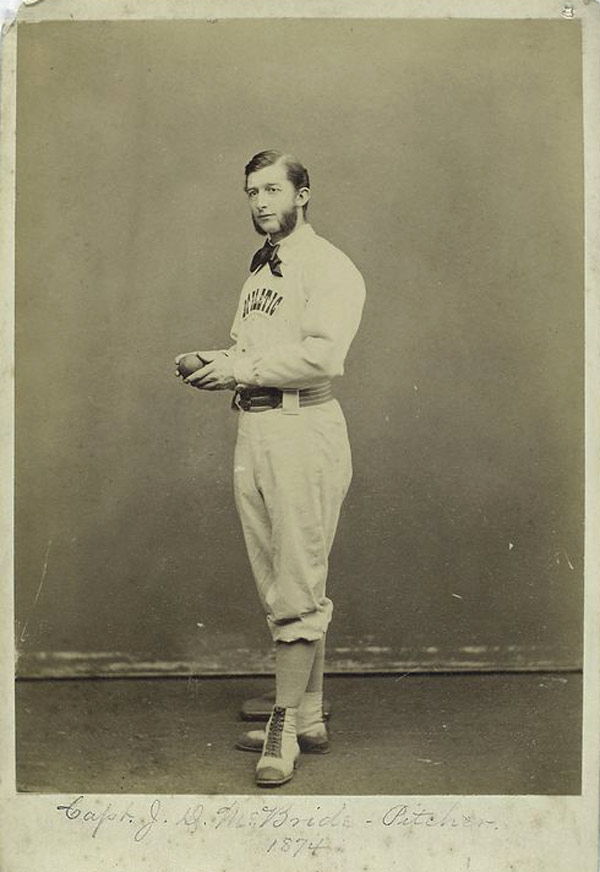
<box><xmin>264</xmin><ymin>707</ymin><xmax>286</xmax><ymax>758</ymax></box>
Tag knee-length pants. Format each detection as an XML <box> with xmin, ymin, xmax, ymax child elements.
<box><xmin>233</xmin><ymin>399</ymin><xmax>353</xmax><ymax>642</ymax></box>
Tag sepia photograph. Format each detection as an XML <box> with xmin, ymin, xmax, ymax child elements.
<box><xmin>1</xmin><ymin>2</ymin><xmax>599</xmax><ymax>870</ymax></box>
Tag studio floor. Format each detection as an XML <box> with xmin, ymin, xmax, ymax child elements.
<box><xmin>15</xmin><ymin>672</ymin><xmax>581</xmax><ymax>796</ymax></box>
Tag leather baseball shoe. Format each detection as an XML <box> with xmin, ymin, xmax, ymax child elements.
<box><xmin>255</xmin><ymin>706</ymin><xmax>300</xmax><ymax>788</ymax></box>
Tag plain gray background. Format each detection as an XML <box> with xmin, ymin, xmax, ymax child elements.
<box><xmin>15</xmin><ymin>19</ymin><xmax>583</xmax><ymax>675</ymax></box>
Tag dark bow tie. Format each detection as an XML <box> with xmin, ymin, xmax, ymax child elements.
<box><xmin>250</xmin><ymin>240</ymin><xmax>283</xmax><ymax>277</ymax></box>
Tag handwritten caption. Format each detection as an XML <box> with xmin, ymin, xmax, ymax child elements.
<box><xmin>55</xmin><ymin>795</ymin><xmax>499</xmax><ymax>853</ymax></box>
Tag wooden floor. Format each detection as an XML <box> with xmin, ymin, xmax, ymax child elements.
<box><xmin>15</xmin><ymin>672</ymin><xmax>581</xmax><ymax>796</ymax></box>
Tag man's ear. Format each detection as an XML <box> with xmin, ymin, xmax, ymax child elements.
<box><xmin>295</xmin><ymin>187</ymin><xmax>311</xmax><ymax>208</ymax></box>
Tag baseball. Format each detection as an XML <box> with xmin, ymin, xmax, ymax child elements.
<box><xmin>176</xmin><ymin>352</ymin><xmax>207</xmax><ymax>378</ymax></box>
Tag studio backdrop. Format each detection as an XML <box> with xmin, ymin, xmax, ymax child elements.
<box><xmin>15</xmin><ymin>19</ymin><xmax>584</xmax><ymax>677</ymax></box>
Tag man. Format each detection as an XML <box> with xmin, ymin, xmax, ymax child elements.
<box><xmin>176</xmin><ymin>150</ymin><xmax>365</xmax><ymax>787</ymax></box>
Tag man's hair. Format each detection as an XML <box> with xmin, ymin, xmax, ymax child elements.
<box><xmin>244</xmin><ymin>150</ymin><xmax>310</xmax><ymax>216</ymax></box>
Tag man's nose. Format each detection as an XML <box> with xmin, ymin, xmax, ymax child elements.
<box><xmin>256</xmin><ymin>191</ymin><xmax>269</xmax><ymax>210</ymax></box>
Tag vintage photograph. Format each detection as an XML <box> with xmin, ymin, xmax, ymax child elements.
<box><xmin>11</xmin><ymin>12</ymin><xmax>585</xmax><ymax>805</ymax></box>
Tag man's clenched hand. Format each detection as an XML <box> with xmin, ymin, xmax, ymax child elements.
<box><xmin>185</xmin><ymin>352</ymin><xmax>236</xmax><ymax>391</ymax></box>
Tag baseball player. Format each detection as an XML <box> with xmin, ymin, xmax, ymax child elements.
<box><xmin>176</xmin><ymin>150</ymin><xmax>365</xmax><ymax>787</ymax></box>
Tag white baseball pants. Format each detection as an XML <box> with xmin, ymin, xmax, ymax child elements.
<box><xmin>233</xmin><ymin>399</ymin><xmax>353</xmax><ymax>642</ymax></box>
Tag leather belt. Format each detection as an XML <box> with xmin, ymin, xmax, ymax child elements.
<box><xmin>232</xmin><ymin>382</ymin><xmax>333</xmax><ymax>412</ymax></box>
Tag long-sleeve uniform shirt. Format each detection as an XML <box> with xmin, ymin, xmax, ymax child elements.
<box><xmin>230</xmin><ymin>223</ymin><xmax>366</xmax><ymax>389</ymax></box>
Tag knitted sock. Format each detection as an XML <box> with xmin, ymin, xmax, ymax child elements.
<box><xmin>274</xmin><ymin>639</ymin><xmax>317</xmax><ymax>709</ymax></box>
<box><xmin>306</xmin><ymin>635</ymin><xmax>325</xmax><ymax>692</ymax></box>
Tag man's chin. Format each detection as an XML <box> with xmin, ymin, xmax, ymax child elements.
<box><xmin>252</xmin><ymin>217</ymin><xmax>275</xmax><ymax>237</ymax></box>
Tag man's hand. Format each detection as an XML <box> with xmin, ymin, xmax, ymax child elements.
<box><xmin>175</xmin><ymin>349</ymin><xmax>223</xmax><ymax>381</ymax></box>
<box><xmin>185</xmin><ymin>352</ymin><xmax>236</xmax><ymax>391</ymax></box>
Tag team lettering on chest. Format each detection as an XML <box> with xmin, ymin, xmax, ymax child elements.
<box><xmin>242</xmin><ymin>286</ymin><xmax>284</xmax><ymax>319</ymax></box>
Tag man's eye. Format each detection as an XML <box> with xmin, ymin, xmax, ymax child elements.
<box><xmin>247</xmin><ymin>191</ymin><xmax>257</xmax><ymax>198</ymax></box>
<box><xmin>267</xmin><ymin>187</ymin><xmax>279</xmax><ymax>193</ymax></box>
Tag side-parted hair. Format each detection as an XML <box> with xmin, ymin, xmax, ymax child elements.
<box><xmin>244</xmin><ymin>150</ymin><xmax>310</xmax><ymax>216</ymax></box>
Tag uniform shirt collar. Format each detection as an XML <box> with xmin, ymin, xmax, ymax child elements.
<box><xmin>269</xmin><ymin>223</ymin><xmax>314</xmax><ymax>262</ymax></box>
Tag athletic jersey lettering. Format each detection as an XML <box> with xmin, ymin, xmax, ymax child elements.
<box><xmin>242</xmin><ymin>287</ymin><xmax>284</xmax><ymax>319</ymax></box>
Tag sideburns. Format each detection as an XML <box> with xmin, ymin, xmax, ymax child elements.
<box><xmin>279</xmin><ymin>208</ymin><xmax>298</xmax><ymax>236</ymax></box>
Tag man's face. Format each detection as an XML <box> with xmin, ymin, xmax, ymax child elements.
<box><xmin>245</xmin><ymin>162</ymin><xmax>306</xmax><ymax>241</ymax></box>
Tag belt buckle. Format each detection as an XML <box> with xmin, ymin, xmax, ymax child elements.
<box><xmin>234</xmin><ymin>389</ymin><xmax>252</xmax><ymax>412</ymax></box>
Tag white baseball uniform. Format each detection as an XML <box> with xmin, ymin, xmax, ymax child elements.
<box><xmin>230</xmin><ymin>223</ymin><xmax>365</xmax><ymax>642</ymax></box>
